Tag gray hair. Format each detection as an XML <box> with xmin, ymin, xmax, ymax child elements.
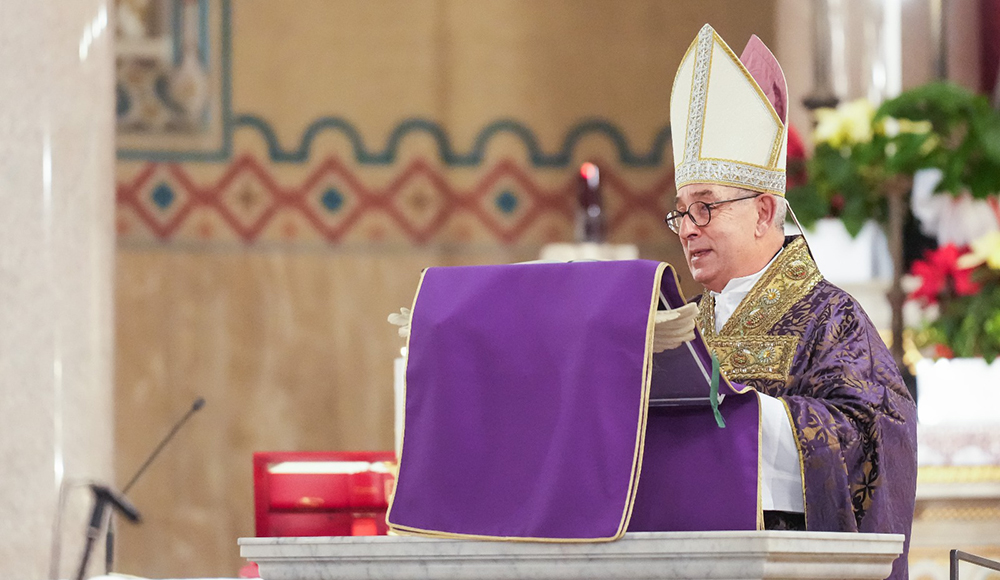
<box><xmin>773</xmin><ymin>197</ymin><xmax>787</xmax><ymax>229</ymax></box>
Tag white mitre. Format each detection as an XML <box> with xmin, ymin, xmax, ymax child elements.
<box><xmin>671</xmin><ymin>24</ymin><xmax>789</xmax><ymax>197</ymax></box>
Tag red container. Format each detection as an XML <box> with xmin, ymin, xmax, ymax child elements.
<box><xmin>253</xmin><ymin>451</ymin><xmax>396</xmax><ymax>537</ymax></box>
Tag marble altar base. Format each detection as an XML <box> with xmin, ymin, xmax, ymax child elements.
<box><xmin>239</xmin><ymin>531</ymin><xmax>904</xmax><ymax>580</ymax></box>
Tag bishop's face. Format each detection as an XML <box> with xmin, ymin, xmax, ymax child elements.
<box><xmin>673</xmin><ymin>183</ymin><xmax>764</xmax><ymax>293</ymax></box>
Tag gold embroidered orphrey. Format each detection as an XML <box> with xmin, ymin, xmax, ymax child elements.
<box><xmin>696</xmin><ymin>238</ymin><xmax>823</xmax><ymax>383</ymax></box>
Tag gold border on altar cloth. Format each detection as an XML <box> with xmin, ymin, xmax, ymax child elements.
<box><xmin>386</xmin><ymin>262</ymin><xmax>669</xmax><ymax>542</ymax></box>
<box><xmin>754</xmin><ymin>390</ymin><xmax>764</xmax><ymax>530</ymax></box>
<box><xmin>617</xmin><ymin>261</ymin><xmax>668</xmax><ymax>537</ymax></box>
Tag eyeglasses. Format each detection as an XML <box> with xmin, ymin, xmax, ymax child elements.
<box><xmin>663</xmin><ymin>193</ymin><xmax>762</xmax><ymax>234</ymax></box>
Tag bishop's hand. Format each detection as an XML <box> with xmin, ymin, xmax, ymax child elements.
<box><xmin>388</xmin><ymin>307</ymin><xmax>411</xmax><ymax>338</ymax></box>
<box><xmin>652</xmin><ymin>302</ymin><xmax>698</xmax><ymax>352</ymax></box>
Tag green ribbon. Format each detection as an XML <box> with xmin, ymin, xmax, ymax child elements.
<box><xmin>710</xmin><ymin>352</ymin><xmax>726</xmax><ymax>429</ymax></box>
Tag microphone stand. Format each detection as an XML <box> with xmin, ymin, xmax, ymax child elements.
<box><xmin>102</xmin><ymin>397</ymin><xmax>206</xmax><ymax>575</ymax></box>
<box><xmin>76</xmin><ymin>484</ymin><xmax>140</xmax><ymax>580</ymax></box>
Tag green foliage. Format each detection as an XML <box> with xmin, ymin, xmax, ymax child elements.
<box><xmin>792</xmin><ymin>82</ymin><xmax>1000</xmax><ymax>236</ymax></box>
<box><xmin>910</xmin><ymin>234</ymin><xmax>1000</xmax><ymax>362</ymax></box>
<box><xmin>919</xmin><ymin>270</ymin><xmax>1000</xmax><ymax>362</ymax></box>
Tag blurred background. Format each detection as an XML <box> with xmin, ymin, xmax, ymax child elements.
<box><xmin>2</xmin><ymin>0</ymin><xmax>999</xmax><ymax>578</ymax></box>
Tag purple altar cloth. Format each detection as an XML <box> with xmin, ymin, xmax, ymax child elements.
<box><xmin>629</xmin><ymin>394</ymin><xmax>761</xmax><ymax>532</ymax></box>
<box><xmin>388</xmin><ymin>260</ymin><xmax>761</xmax><ymax>540</ymax></box>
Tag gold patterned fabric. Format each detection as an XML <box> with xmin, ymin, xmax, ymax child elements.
<box><xmin>694</xmin><ymin>236</ymin><xmax>917</xmax><ymax>580</ymax></box>
<box><xmin>697</xmin><ymin>237</ymin><xmax>822</xmax><ymax>384</ymax></box>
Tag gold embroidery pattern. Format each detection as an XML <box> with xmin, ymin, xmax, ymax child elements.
<box><xmin>709</xmin><ymin>335</ymin><xmax>799</xmax><ymax>382</ymax></box>
<box><xmin>697</xmin><ymin>296</ymin><xmax>716</xmax><ymax>338</ymax></box>
<box><xmin>721</xmin><ymin>238</ymin><xmax>822</xmax><ymax>337</ymax></box>
<box><xmin>696</xmin><ymin>238</ymin><xmax>822</xmax><ymax>381</ymax></box>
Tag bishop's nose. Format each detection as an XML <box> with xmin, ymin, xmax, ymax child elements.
<box><xmin>678</xmin><ymin>213</ymin><xmax>701</xmax><ymax>239</ymax></box>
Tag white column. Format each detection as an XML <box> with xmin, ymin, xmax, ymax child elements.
<box><xmin>0</xmin><ymin>1</ymin><xmax>115</xmax><ymax>578</ymax></box>
<box><xmin>862</xmin><ymin>0</ymin><xmax>903</xmax><ymax>103</ymax></box>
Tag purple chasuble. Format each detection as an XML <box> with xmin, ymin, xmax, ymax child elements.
<box><xmin>696</xmin><ymin>237</ymin><xmax>917</xmax><ymax>580</ymax></box>
<box><xmin>388</xmin><ymin>260</ymin><xmax>761</xmax><ymax>540</ymax></box>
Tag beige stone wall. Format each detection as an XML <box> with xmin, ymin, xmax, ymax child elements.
<box><xmin>114</xmin><ymin>1</ymin><xmax>775</xmax><ymax>576</ymax></box>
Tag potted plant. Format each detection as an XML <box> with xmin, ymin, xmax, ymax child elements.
<box><xmin>787</xmin><ymin>82</ymin><xmax>1000</xmax><ymax>376</ymax></box>
<box><xmin>789</xmin><ymin>82</ymin><xmax>1000</xmax><ymax>235</ymax></box>
<box><xmin>909</xmin><ymin>232</ymin><xmax>1000</xmax><ymax>362</ymax></box>
<box><xmin>907</xmin><ymin>232</ymin><xmax>1000</xmax><ymax>424</ymax></box>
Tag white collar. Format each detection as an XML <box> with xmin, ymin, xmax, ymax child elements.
<box><xmin>710</xmin><ymin>249</ymin><xmax>783</xmax><ymax>332</ymax></box>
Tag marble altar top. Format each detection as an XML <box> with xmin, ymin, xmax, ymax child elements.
<box><xmin>239</xmin><ymin>530</ymin><xmax>904</xmax><ymax>580</ymax></box>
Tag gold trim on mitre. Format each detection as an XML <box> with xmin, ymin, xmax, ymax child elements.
<box><xmin>671</xmin><ymin>24</ymin><xmax>788</xmax><ymax>197</ymax></box>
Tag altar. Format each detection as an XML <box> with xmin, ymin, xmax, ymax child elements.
<box><xmin>238</xmin><ymin>531</ymin><xmax>904</xmax><ymax>580</ymax></box>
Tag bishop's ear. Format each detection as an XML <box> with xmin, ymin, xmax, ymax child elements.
<box><xmin>754</xmin><ymin>194</ymin><xmax>778</xmax><ymax>238</ymax></box>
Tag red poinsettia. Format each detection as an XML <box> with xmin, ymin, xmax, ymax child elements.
<box><xmin>909</xmin><ymin>244</ymin><xmax>981</xmax><ymax>304</ymax></box>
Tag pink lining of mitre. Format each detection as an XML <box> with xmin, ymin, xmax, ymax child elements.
<box><xmin>739</xmin><ymin>35</ymin><xmax>787</xmax><ymax>125</ymax></box>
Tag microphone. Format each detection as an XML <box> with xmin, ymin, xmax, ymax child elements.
<box><xmin>123</xmin><ymin>397</ymin><xmax>206</xmax><ymax>494</ymax></box>
<box><xmin>91</xmin><ymin>484</ymin><xmax>141</xmax><ymax>523</ymax></box>
<box><xmin>104</xmin><ymin>397</ymin><xmax>206</xmax><ymax>573</ymax></box>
